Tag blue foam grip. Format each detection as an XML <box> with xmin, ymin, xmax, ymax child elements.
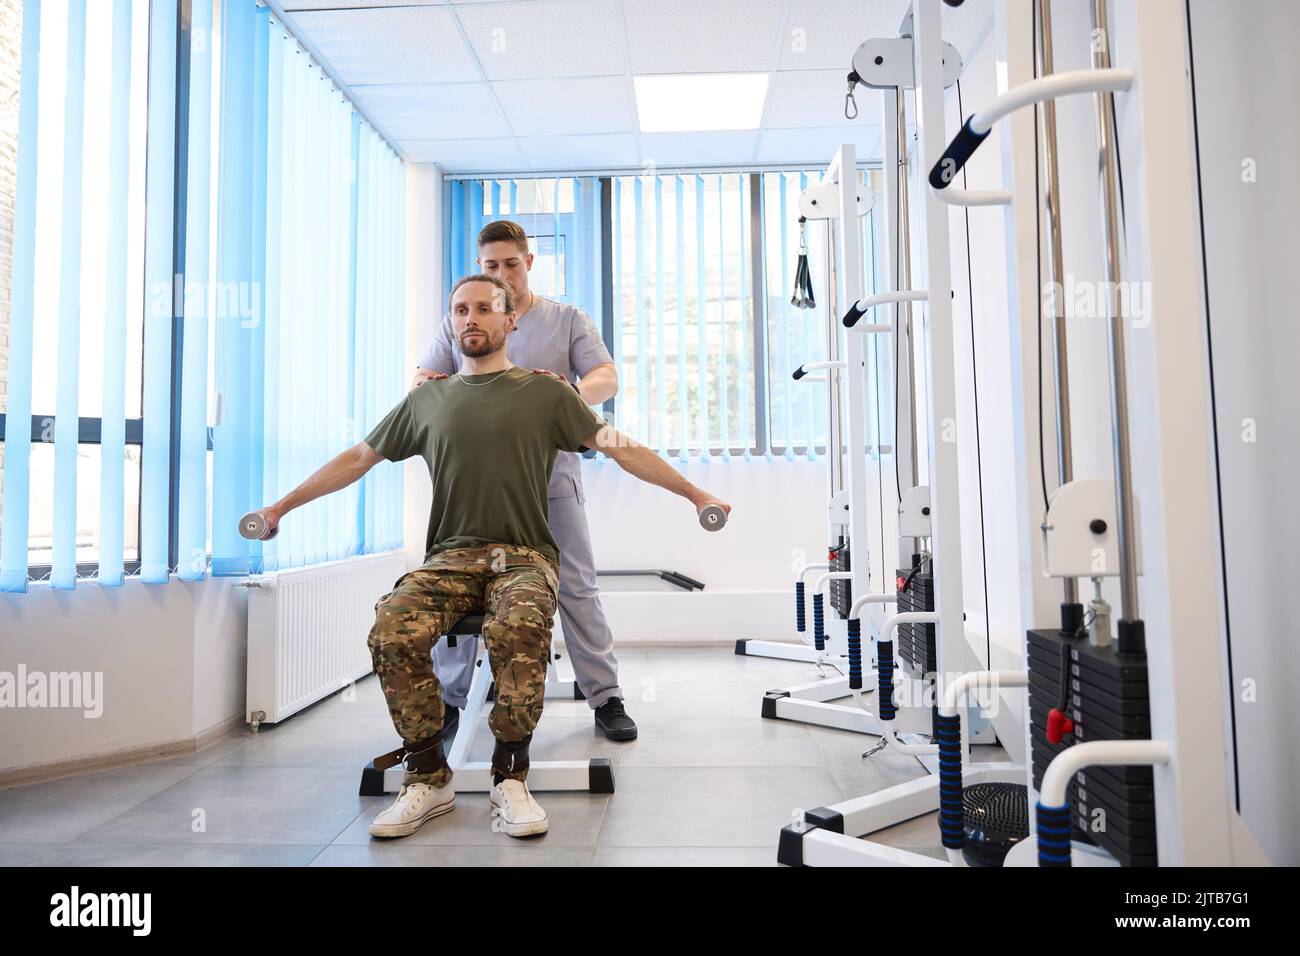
<box><xmin>877</xmin><ymin>640</ymin><xmax>896</xmax><ymax>720</ymax></box>
<box><xmin>935</xmin><ymin>712</ymin><xmax>964</xmax><ymax>849</ymax></box>
<box><xmin>846</xmin><ymin>617</ymin><xmax>862</xmax><ymax>690</ymax></box>
<box><xmin>795</xmin><ymin>581</ymin><xmax>806</xmax><ymax>632</ymax></box>
<box><xmin>1036</xmin><ymin>802</ymin><xmax>1073</xmax><ymax>867</ymax></box>
<box><xmin>812</xmin><ymin>593</ymin><xmax>825</xmax><ymax>651</ymax></box>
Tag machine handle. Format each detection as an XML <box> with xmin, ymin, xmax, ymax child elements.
<box><xmin>929</xmin><ymin>115</ymin><xmax>990</xmax><ymax>190</ymax></box>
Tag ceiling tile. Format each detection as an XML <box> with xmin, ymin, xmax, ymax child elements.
<box><xmin>764</xmin><ymin>70</ymin><xmax>886</xmax><ymax>130</ymax></box>
<box><xmin>351</xmin><ymin>82</ymin><xmax>511</xmax><ymax>140</ymax></box>
<box><xmin>403</xmin><ymin>137</ymin><xmax>528</xmax><ymax>172</ymax></box>
<box><xmin>517</xmin><ymin>133</ymin><xmax>640</xmax><ymax>169</ymax></box>
<box><xmin>623</xmin><ymin>0</ymin><xmax>785</xmax><ymax>74</ymax></box>
<box><xmin>778</xmin><ymin>0</ymin><xmax>908</xmax><ymax>72</ymax></box>
<box><xmin>753</xmin><ymin>126</ymin><xmax>883</xmax><ymax>165</ymax></box>
<box><xmin>493</xmin><ymin>76</ymin><xmax>638</xmax><ymax>136</ymax></box>
<box><xmin>455</xmin><ymin>0</ymin><xmax>628</xmax><ymax>80</ymax></box>
<box><xmin>286</xmin><ymin>6</ymin><xmax>478</xmax><ymax>85</ymax></box>
<box><xmin>638</xmin><ymin>130</ymin><xmax>759</xmax><ymax>168</ymax></box>
<box><xmin>942</xmin><ymin>0</ymin><xmax>995</xmax><ymax>65</ymax></box>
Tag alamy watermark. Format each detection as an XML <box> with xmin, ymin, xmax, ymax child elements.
<box><xmin>0</xmin><ymin>665</ymin><xmax>103</xmax><ymax>718</ymax></box>
<box><xmin>150</xmin><ymin>273</ymin><xmax>261</xmax><ymax>328</ymax></box>
<box><xmin>1042</xmin><ymin>273</ymin><xmax>1152</xmax><ymax>328</ymax></box>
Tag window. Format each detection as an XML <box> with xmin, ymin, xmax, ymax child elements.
<box><xmin>0</xmin><ymin>0</ymin><xmax>152</xmax><ymax>589</ymax></box>
<box><xmin>0</xmin><ymin>0</ymin><xmax>406</xmax><ymax>590</ymax></box>
<box><xmin>446</xmin><ymin>167</ymin><xmax>880</xmax><ymax>461</ymax></box>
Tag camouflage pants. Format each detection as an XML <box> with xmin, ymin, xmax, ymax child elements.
<box><xmin>366</xmin><ymin>544</ymin><xmax>559</xmax><ymax>787</ymax></box>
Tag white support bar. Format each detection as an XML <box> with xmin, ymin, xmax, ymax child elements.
<box><xmin>970</xmin><ymin>68</ymin><xmax>1135</xmax><ymax>134</ymax></box>
<box><xmin>1039</xmin><ymin>739</ymin><xmax>1171</xmax><ymax>808</ymax></box>
<box><xmin>929</xmin><ymin>185</ymin><xmax>1012</xmax><ymax>206</ymax></box>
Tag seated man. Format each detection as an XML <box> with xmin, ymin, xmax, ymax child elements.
<box><xmin>249</xmin><ymin>274</ymin><xmax>730</xmax><ymax>840</ymax></box>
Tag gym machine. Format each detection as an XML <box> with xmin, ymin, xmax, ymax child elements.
<box><xmin>780</xmin><ymin>0</ymin><xmax>1269</xmax><ymax>867</ymax></box>
<box><xmin>778</xmin><ymin>0</ymin><xmax>1028</xmax><ymax>867</ymax></box>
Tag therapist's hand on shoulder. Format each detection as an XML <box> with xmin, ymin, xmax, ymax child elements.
<box><xmin>530</xmin><ymin>368</ymin><xmax>569</xmax><ymax>384</ymax></box>
<box><xmin>410</xmin><ymin>367</ymin><xmax>449</xmax><ymax>390</ymax></box>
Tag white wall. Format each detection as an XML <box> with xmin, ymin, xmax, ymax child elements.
<box><xmin>581</xmin><ymin>457</ymin><xmax>827</xmax><ymax>641</ymax></box>
<box><xmin>1185</xmin><ymin>0</ymin><xmax>1300</xmax><ymax>866</ymax></box>
<box><xmin>0</xmin><ymin>579</ymin><xmax>247</xmax><ymax>777</ymax></box>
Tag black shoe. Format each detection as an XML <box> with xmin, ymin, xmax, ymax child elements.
<box><xmin>594</xmin><ymin>698</ymin><xmax>638</xmax><ymax>741</ymax></box>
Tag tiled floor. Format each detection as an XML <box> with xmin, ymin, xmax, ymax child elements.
<box><xmin>0</xmin><ymin>644</ymin><xmax>974</xmax><ymax>867</ymax></box>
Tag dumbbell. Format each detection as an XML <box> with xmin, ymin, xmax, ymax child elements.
<box><xmin>698</xmin><ymin>504</ymin><xmax>727</xmax><ymax>532</ymax></box>
<box><xmin>238</xmin><ymin>511</ymin><xmax>278</xmax><ymax>541</ymax></box>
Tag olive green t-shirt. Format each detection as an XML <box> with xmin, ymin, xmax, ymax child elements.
<box><xmin>364</xmin><ymin>366</ymin><xmax>605</xmax><ymax>566</ymax></box>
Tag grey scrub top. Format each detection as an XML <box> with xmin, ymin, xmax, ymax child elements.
<box><xmin>418</xmin><ymin>295</ymin><xmax>614</xmax><ymax>498</ymax></box>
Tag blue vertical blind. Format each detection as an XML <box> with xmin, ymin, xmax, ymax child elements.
<box><xmin>439</xmin><ymin>168</ymin><xmax>879</xmax><ymax>463</ymax></box>
<box><xmin>444</xmin><ymin>176</ymin><xmax>602</xmax><ymax>320</ymax></box>
<box><xmin>209</xmin><ymin>6</ymin><xmax>405</xmax><ymax>577</ymax></box>
<box><xmin>611</xmin><ymin>172</ymin><xmax>757</xmax><ymax>459</ymax></box>
<box><xmin>0</xmin><ymin>0</ymin><xmax>405</xmax><ymax>589</ymax></box>
<box><xmin>1</xmin><ymin>0</ymin><xmax>154</xmax><ymax>591</ymax></box>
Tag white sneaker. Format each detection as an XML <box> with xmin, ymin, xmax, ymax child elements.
<box><xmin>489</xmin><ymin>779</ymin><xmax>549</xmax><ymax>837</ymax></box>
<box><xmin>368</xmin><ymin>782</ymin><xmax>456</xmax><ymax>838</ymax></box>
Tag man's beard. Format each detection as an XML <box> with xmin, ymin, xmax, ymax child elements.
<box><xmin>460</xmin><ymin>327</ymin><xmax>506</xmax><ymax>358</ymax></box>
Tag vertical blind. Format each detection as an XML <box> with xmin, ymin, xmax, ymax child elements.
<box><xmin>443</xmin><ymin>169</ymin><xmax>880</xmax><ymax>462</ymax></box>
<box><xmin>608</xmin><ymin>169</ymin><xmax>879</xmax><ymax>461</ymax></box>
<box><xmin>1</xmin><ymin>0</ymin><xmax>153</xmax><ymax>591</ymax></box>
<box><xmin>209</xmin><ymin>3</ymin><xmax>406</xmax><ymax>577</ymax></box>
<box><xmin>444</xmin><ymin>176</ymin><xmax>602</xmax><ymax>321</ymax></box>
<box><xmin>0</xmin><ymin>0</ymin><xmax>405</xmax><ymax>590</ymax></box>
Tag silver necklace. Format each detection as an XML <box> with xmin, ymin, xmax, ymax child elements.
<box><xmin>456</xmin><ymin>367</ymin><xmax>513</xmax><ymax>386</ymax></box>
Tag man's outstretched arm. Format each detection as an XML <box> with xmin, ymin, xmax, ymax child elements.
<box><xmin>583</xmin><ymin>425</ymin><xmax>731</xmax><ymax>519</ymax></box>
<box><xmin>252</xmin><ymin>441</ymin><xmax>384</xmax><ymax>535</ymax></box>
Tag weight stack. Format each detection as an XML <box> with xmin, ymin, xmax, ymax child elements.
<box><xmin>895</xmin><ymin>566</ymin><xmax>936</xmax><ymax>676</ymax></box>
<box><xmin>829</xmin><ymin>541</ymin><xmax>852</xmax><ymax>619</ymax></box>
<box><xmin>1026</xmin><ymin>629</ymin><xmax>1157</xmax><ymax>866</ymax></box>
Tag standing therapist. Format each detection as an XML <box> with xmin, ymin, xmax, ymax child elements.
<box><xmin>412</xmin><ymin>220</ymin><xmax>636</xmax><ymax>740</ymax></box>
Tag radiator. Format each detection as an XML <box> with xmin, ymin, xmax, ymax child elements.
<box><xmin>245</xmin><ymin>551</ymin><xmax>408</xmax><ymax>726</ymax></box>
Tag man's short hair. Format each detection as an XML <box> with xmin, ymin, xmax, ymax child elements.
<box><xmin>477</xmin><ymin>220</ymin><xmax>530</xmax><ymax>254</ymax></box>
<box><xmin>450</xmin><ymin>274</ymin><xmax>515</xmax><ymax>313</ymax></box>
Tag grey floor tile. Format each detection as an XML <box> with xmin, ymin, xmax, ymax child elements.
<box><xmin>157</xmin><ymin>734</ymin><xmax>254</xmax><ymax>768</ymax></box>
<box><xmin>0</xmin><ymin>764</ymin><xmax>201</xmax><ymax>844</ymax></box>
<box><xmin>81</xmin><ymin>764</ymin><xmax>367</xmax><ymax>846</ymax></box>
<box><xmin>617</xmin><ymin>644</ymin><xmax>826</xmax><ymax>686</ymax></box>
<box><xmin>596</xmin><ymin>765</ymin><xmax>843</xmax><ymax>847</ymax></box>
<box><xmin>0</xmin><ymin>844</ymin><xmax>62</xmax><ymax>866</ymax></box>
<box><xmin>31</xmin><ymin>843</ymin><xmax>324</xmax><ymax>867</ymax></box>
<box><xmin>591</xmin><ymin>845</ymin><xmax>777</xmax><ymax>867</ymax></box>
<box><xmin>615</xmin><ymin>716</ymin><xmax>823</xmax><ymax>769</ymax></box>
<box><xmin>212</xmin><ymin>713</ymin><xmax>402</xmax><ymax>769</ymax></box>
<box><xmin>333</xmin><ymin>791</ymin><xmax>609</xmax><ymax>847</ymax></box>
<box><xmin>311</xmin><ymin>843</ymin><xmax>594</xmax><ymax>867</ymax></box>
<box><xmin>306</xmin><ymin>675</ymin><xmax>394</xmax><ymax>719</ymax></box>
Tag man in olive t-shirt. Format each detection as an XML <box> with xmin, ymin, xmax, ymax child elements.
<box><xmin>365</xmin><ymin>359</ymin><xmax>603</xmax><ymax>566</ymax></box>
<box><xmin>248</xmin><ymin>274</ymin><xmax>730</xmax><ymax>840</ymax></box>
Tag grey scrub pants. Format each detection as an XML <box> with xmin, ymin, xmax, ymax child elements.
<box><xmin>431</xmin><ymin>485</ymin><xmax>622</xmax><ymax>710</ymax></box>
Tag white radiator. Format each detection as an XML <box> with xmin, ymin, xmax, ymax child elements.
<box><xmin>245</xmin><ymin>551</ymin><xmax>408</xmax><ymax>726</ymax></box>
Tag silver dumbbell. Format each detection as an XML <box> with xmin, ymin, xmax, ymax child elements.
<box><xmin>238</xmin><ymin>511</ymin><xmax>278</xmax><ymax>541</ymax></box>
<box><xmin>698</xmin><ymin>504</ymin><xmax>727</xmax><ymax>532</ymax></box>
